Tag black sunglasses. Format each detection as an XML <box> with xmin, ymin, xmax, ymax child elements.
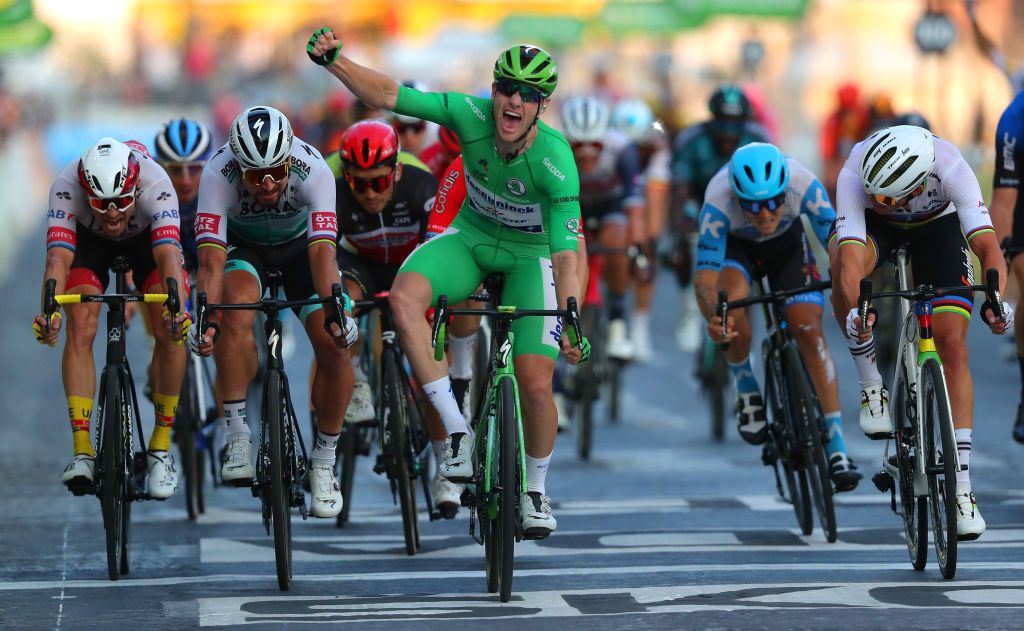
<box><xmin>738</xmin><ymin>192</ymin><xmax>787</xmax><ymax>214</ymax></box>
<box><xmin>494</xmin><ymin>79</ymin><xmax>546</xmax><ymax>103</ymax></box>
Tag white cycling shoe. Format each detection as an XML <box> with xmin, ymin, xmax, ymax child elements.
<box><xmin>221</xmin><ymin>434</ymin><xmax>255</xmax><ymax>484</ymax></box>
<box><xmin>345</xmin><ymin>381</ymin><xmax>376</xmax><ymax>423</ymax></box>
<box><xmin>309</xmin><ymin>461</ymin><xmax>343</xmax><ymax>518</ymax></box>
<box><xmin>439</xmin><ymin>432</ymin><xmax>473</xmax><ymax>482</ymax></box>
<box><xmin>632</xmin><ymin>321</ymin><xmax>653</xmax><ymax>363</ymax></box>
<box><xmin>521</xmin><ymin>492</ymin><xmax>557</xmax><ymax>540</ymax></box>
<box><xmin>956</xmin><ymin>492</ymin><xmax>986</xmax><ymax>541</ymax></box>
<box><xmin>62</xmin><ymin>454</ymin><xmax>95</xmax><ymax>494</ymax></box>
<box><xmin>675</xmin><ymin>313</ymin><xmax>703</xmax><ymax>353</ymax></box>
<box><xmin>859</xmin><ymin>382</ymin><xmax>893</xmax><ymax>439</ymax></box>
<box><xmin>607</xmin><ymin>319</ymin><xmax>635</xmax><ymax>361</ymax></box>
<box><xmin>431</xmin><ymin>475</ymin><xmax>463</xmax><ymax>519</ymax></box>
<box><xmin>146</xmin><ymin>451</ymin><xmax>179</xmax><ymax>499</ymax></box>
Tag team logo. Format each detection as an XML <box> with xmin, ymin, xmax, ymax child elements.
<box><xmin>157</xmin><ymin>192</ymin><xmax>172</xmax><ymax>201</ymax></box>
<box><xmin>506</xmin><ymin>178</ymin><xmax>527</xmax><ymax>196</ymax></box>
<box><xmin>253</xmin><ymin>118</ymin><xmax>265</xmax><ymax>139</ymax></box>
<box><xmin>56</xmin><ymin>191</ymin><xmax>71</xmax><ymax>200</ymax></box>
<box><xmin>566</xmin><ymin>216</ymin><xmax>581</xmax><ymax>235</ymax></box>
<box><xmin>194</xmin><ymin>213</ymin><xmax>221</xmax><ymax>235</ymax></box>
<box><xmin>311</xmin><ymin>211</ymin><xmax>338</xmax><ymax>233</ymax></box>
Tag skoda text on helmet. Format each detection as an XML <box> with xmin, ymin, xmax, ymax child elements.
<box><xmin>492</xmin><ymin>44</ymin><xmax>559</xmax><ymax>98</ymax></box>
<box><xmin>229</xmin><ymin>106</ymin><xmax>294</xmax><ymax>170</ymax></box>
<box><xmin>77</xmin><ymin>137</ymin><xmax>141</xmax><ymax>199</ymax></box>
<box><xmin>155</xmin><ymin>118</ymin><xmax>212</xmax><ymax>164</ymax></box>
<box><xmin>729</xmin><ymin>142</ymin><xmax>789</xmax><ymax>201</ymax></box>
<box><xmin>561</xmin><ymin>96</ymin><xmax>611</xmax><ymax>144</ymax></box>
<box><xmin>611</xmin><ymin>98</ymin><xmax>655</xmax><ymax>143</ymax></box>
<box><xmin>859</xmin><ymin>124</ymin><xmax>935</xmax><ymax>200</ymax></box>
<box><xmin>709</xmin><ymin>84</ymin><xmax>752</xmax><ymax>121</ymax></box>
<box><xmin>339</xmin><ymin>120</ymin><xmax>400</xmax><ymax>169</ymax></box>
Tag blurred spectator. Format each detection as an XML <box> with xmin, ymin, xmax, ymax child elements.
<box><xmin>867</xmin><ymin>92</ymin><xmax>896</xmax><ymax>132</ymax></box>
<box><xmin>819</xmin><ymin>82</ymin><xmax>869</xmax><ymax>202</ymax></box>
<box><xmin>0</xmin><ymin>84</ymin><xmax>20</xmax><ymax>149</ymax></box>
<box><xmin>741</xmin><ymin>82</ymin><xmax>779</xmax><ymax>143</ymax></box>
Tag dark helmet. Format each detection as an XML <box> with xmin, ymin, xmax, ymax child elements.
<box><xmin>708</xmin><ymin>84</ymin><xmax>752</xmax><ymax>121</ymax></box>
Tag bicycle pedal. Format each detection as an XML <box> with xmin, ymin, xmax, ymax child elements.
<box><xmin>460</xmin><ymin>489</ymin><xmax>476</xmax><ymax>507</ymax></box>
<box><xmin>65</xmin><ymin>480</ymin><xmax>94</xmax><ymax>497</ymax></box>
<box><xmin>871</xmin><ymin>470</ymin><xmax>894</xmax><ymax>493</ymax></box>
<box><xmin>522</xmin><ymin>527</ymin><xmax>552</xmax><ymax>541</ymax></box>
<box><xmin>227</xmin><ymin>477</ymin><xmax>253</xmax><ymax>488</ymax></box>
<box><xmin>761</xmin><ymin>444</ymin><xmax>777</xmax><ymax>466</ymax></box>
<box><xmin>438</xmin><ymin>504</ymin><xmax>459</xmax><ymax>520</ymax></box>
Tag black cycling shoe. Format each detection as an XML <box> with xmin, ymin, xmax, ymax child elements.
<box><xmin>736</xmin><ymin>392</ymin><xmax>768</xmax><ymax>445</ymax></box>
<box><xmin>829</xmin><ymin>452</ymin><xmax>862</xmax><ymax>492</ymax></box>
<box><xmin>1013</xmin><ymin>403</ymin><xmax>1024</xmax><ymax>445</ymax></box>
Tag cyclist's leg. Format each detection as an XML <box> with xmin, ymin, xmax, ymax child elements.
<box><xmin>328</xmin><ymin>250</ymin><xmax>374</xmax><ymax>423</ymax></box>
<box><xmin>598</xmin><ymin>208</ymin><xmax>633</xmax><ymax>359</ymax></box>
<box><xmin>633</xmin><ymin>179</ymin><xmax>667</xmax><ymax>361</ymax></box>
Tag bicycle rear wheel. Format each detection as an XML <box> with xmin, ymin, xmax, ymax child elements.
<box><xmin>921</xmin><ymin>358</ymin><xmax>957</xmax><ymax>579</ymax></box>
<box><xmin>99</xmin><ymin>369</ymin><xmax>126</xmax><ymax>581</ymax></box>
<box><xmin>783</xmin><ymin>345</ymin><xmax>836</xmax><ymax>543</ymax></box>
<box><xmin>267</xmin><ymin>372</ymin><xmax>292</xmax><ymax>591</ymax></box>
<box><xmin>497</xmin><ymin>377</ymin><xmax>518</xmax><ymax>603</ymax></box>
<box><xmin>482</xmin><ymin>410</ymin><xmax>499</xmax><ymax>593</ymax></box>
<box><xmin>177</xmin><ymin>360</ymin><xmax>201</xmax><ymax>520</ymax></box>
<box><xmin>383</xmin><ymin>352</ymin><xmax>418</xmax><ymax>556</ymax></box>
<box><xmin>893</xmin><ymin>355</ymin><xmax>927</xmax><ymax>571</ymax></box>
<box><xmin>574</xmin><ymin>306</ymin><xmax>600</xmax><ymax>459</ymax></box>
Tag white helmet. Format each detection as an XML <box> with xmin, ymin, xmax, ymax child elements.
<box><xmin>229</xmin><ymin>106</ymin><xmax>293</xmax><ymax>169</ymax></box>
<box><xmin>561</xmin><ymin>96</ymin><xmax>611</xmax><ymax>143</ymax></box>
<box><xmin>612</xmin><ymin>98</ymin><xmax>655</xmax><ymax>143</ymax></box>
<box><xmin>77</xmin><ymin>138</ymin><xmax>140</xmax><ymax>198</ymax></box>
<box><xmin>859</xmin><ymin>125</ymin><xmax>935</xmax><ymax>199</ymax></box>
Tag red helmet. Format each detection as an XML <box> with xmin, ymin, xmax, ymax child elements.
<box><xmin>339</xmin><ymin>120</ymin><xmax>400</xmax><ymax>169</ymax></box>
<box><xmin>438</xmin><ymin>126</ymin><xmax>460</xmax><ymax>155</ymax></box>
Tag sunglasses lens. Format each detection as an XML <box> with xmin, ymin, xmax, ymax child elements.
<box><xmin>497</xmin><ymin>79</ymin><xmax>544</xmax><ymax>102</ymax></box>
<box><xmin>244</xmin><ymin>162</ymin><xmax>288</xmax><ymax>186</ymax></box>
<box><xmin>89</xmin><ymin>194</ymin><xmax>134</xmax><ymax>213</ymax></box>
<box><xmin>346</xmin><ymin>171</ymin><xmax>394</xmax><ymax>193</ymax></box>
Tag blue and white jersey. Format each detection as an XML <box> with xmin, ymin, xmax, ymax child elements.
<box><xmin>995</xmin><ymin>91</ymin><xmax>1024</xmax><ymax>193</ymax></box>
<box><xmin>695</xmin><ymin>156</ymin><xmax>834</xmax><ymax>272</ymax></box>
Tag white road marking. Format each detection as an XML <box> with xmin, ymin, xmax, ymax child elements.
<box><xmin>55</xmin><ymin>520</ymin><xmax>70</xmax><ymax>629</ymax></box>
<box><xmin>195</xmin><ymin>581</ymin><xmax>1024</xmax><ymax>625</ymax></box>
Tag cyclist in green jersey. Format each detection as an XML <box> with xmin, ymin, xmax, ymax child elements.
<box><xmin>308</xmin><ymin>28</ymin><xmax>588</xmax><ymax>537</ymax></box>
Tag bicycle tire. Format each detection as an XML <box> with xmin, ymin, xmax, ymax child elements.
<box><xmin>891</xmin><ymin>346</ymin><xmax>927</xmax><ymax>571</ymax></box>
<box><xmin>335</xmin><ymin>424</ymin><xmax>357</xmax><ymax>528</ymax></box>
<box><xmin>783</xmin><ymin>345</ymin><xmax>836</xmax><ymax>543</ymax></box>
<box><xmin>177</xmin><ymin>360</ymin><xmax>201</xmax><ymax>520</ymax></box>
<box><xmin>765</xmin><ymin>352</ymin><xmax>812</xmax><ymax>535</ymax></box>
<box><xmin>574</xmin><ymin>306</ymin><xmax>599</xmax><ymax>459</ymax></box>
<box><xmin>383</xmin><ymin>352</ymin><xmax>418</xmax><ymax>556</ymax></box>
<box><xmin>267</xmin><ymin>372</ymin><xmax>292</xmax><ymax>591</ymax></box>
<box><xmin>608</xmin><ymin>359</ymin><xmax>622</xmax><ymax>424</ymax></box>
<box><xmin>921</xmin><ymin>358</ymin><xmax>957</xmax><ymax>579</ymax></box>
<box><xmin>100</xmin><ymin>368</ymin><xmax>125</xmax><ymax>581</ymax></box>
<box><xmin>497</xmin><ymin>377</ymin><xmax>518</xmax><ymax>603</ymax></box>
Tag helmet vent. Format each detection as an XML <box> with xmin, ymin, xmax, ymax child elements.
<box><xmin>867</xmin><ymin>147</ymin><xmax>896</xmax><ymax>183</ymax></box>
<box><xmin>881</xmin><ymin>155</ymin><xmax>917</xmax><ymax>189</ymax></box>
<box><xmin>743</xmin><ymin>165</ymin><xmax>754</xmax><ymax>181</ymax></box>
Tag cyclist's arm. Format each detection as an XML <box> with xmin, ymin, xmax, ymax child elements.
<box><xmin>143</xmin><ymin>175</ymin><xmax>186</xmax><ymax>295</ymax></box>
<box><xmin>944</xmin><ymin>149</ymin><xmax>1007</xmax><ymax>294</ymax></box>
<box><xmin>830</xmin><ymin>165</ymin><xmax>870</xmax><ymax>330</ymax></box>
<box><xmin>796</xmin><ymin>172</ymin><xmax>836</xmax><ymax>248</ymax></box>
<box><xmin>992</xmin><ymin>109</ymin><xmax>1021</xmax><ymax>244</ymax></box>
<box><xmin>319</xmin><ymin>37</ymin><xmax>399</xmax><ymax>110</ymax></box>
<box><xmin>153</xmin><ymin>242</ymin><xmax>185</xmax><ymax>297</ymax></box>
<box><xmin>547</xmin><ymin>154</ymin><xmax>583</xmax><ymax>309</ymax></box>
<box><xmin>193</xmin><ymin>161</ymin><xmax>233</xmax><ymax>310</ymax></box>
<box><xmin>693</xmin><ymin>201</ymin><xmax>731</xmax><ymax>321</ymax></box>
<box><xmin>305</xmin><ymin>158</ymin><xmax>342</xmax><ymax>301</ymax></box>
<box><xmin>43</xmin><ymin>177</ymin><xmax>79</xmax><ymax>301</ymax></box>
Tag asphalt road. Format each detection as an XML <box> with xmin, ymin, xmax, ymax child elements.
<box><xmin>2</xmin><ymin>219</ymin><xmax>1023</xmax><ymax>630</ymax></box>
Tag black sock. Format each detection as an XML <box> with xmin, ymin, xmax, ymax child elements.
<box><xmin>608</xmin><ymin>293</ymin><xmax>626</xmax><ymax>322</ymax></box>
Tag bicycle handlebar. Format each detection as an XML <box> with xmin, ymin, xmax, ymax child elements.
<box><xmin>43</xmin><ymin>277</ymin><xmax>181</xmax><ymax>335</ymax></box>
<box><xmin>858</xmin><ymin>267</ymin><xmax>1005</xmax><ymax>325</ymax></box>
<box><xmin>430</xmin><ymin>294</ymin><xmax>585</xmax><ymax>362</ymax></box>
<box><xmin>715</xmin><ymin>279</ymin><xmax>833</xmax><ymax>350</ymax></box>
<box><xmin>196</xmin><ymin>282</ymin><xmax>348</xmax><ymax>342</ymax></box>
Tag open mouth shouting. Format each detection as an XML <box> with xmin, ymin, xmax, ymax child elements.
<box><xmin>500</xmin><ymin>108</ymin><xmax>524</xmax><ymax>137</ymax></box>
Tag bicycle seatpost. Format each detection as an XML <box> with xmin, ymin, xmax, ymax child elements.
<box><xmin>717</xmin><ymin>290</ymin><xmax>729</xmax><ymax>350</ymax></box>
<box><xmin>858</xmin><ymin>278</ymin><xmax>873</xmax><ymax>334</ymax></box>
<box><xmin>985</xmin><ymin>268</ymin><xmax>1006</xmax><ymax>322</ymax></box>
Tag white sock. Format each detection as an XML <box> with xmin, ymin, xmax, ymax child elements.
<box><xmin>351</xmin><ymin>354</ymin><xmax>367</xmax><ymax>383</ymax></box>
<box><xmin>680</xmin><ymin>286</ymin><xmax>697</xmax><ymax>318</ymax></box>
<box><xmin>634</xmin><ymin>311</ymin><xmax>650</xmax><ymax>336</ymax></box>
<box><xmin>955</xmin><ymin>427</ymin><xmax>972</xmax><ymax>494</ymax></box>
<box><xmin>423</xmin><ymin>376</ymin><xmax>470</xmax><ymax>436</ymax></box>
<box><xmin>846</xmin><ymin>335</ymin><xmax>883</xmax><ymax>386</ymax></box>
<box><xmin>223</xmin><ymin>400</ymin><xmax>251</xmax><ymax>438</ymax></box>
<box><xmin>525</xmin><ymin>451</ymin><xmax>552</xmax><ymax>495</ymax></box>
<box><xmin>311</xmin><ymin>430</ymin><xmax>339</xmax><ymax>464</ymax></box>
<box><xmin>448</xmin><ymin>333</ymin><xmax>475</xmax><ymax>380</ymax></box>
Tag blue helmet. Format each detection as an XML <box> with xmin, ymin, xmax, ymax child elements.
<box><xmin>728</xmin><ymin>142</ymin><xmax>789</xmax><ymax>203</ymax></box>
<box><xmin>155</xmin><ymin>118</ymin><xmax>212</xmax><ymax>164</ymax></box>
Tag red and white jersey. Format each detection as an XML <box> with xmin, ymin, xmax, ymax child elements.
<box><xmin>46</xmin><ymin>146</ymin><xmax>181</xmax><ymax>252</ymax></box>
<box><xmin>194</xmin><ymin>138</ymin><xmax>337</xmax><ymax>249</ymax></box>
<box><xmin>834</xmin><ymin>135</ymin><xmax>994</xmax><ymax>247</ymax></box>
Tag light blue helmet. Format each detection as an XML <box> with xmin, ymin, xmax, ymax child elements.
<box><xmin>155</xmin><ymin>118</ymin><xmax>212</xmax><ymax>164</ymax></box>
<box><xmin>611</xmin><ymin>98</ymin><xmax>655</xmax><ymax>143</ymax></box>
<box><xmin>728</xmin><ymin>142</ymin><xmax>789</xmax><ymax>202</ymax></box>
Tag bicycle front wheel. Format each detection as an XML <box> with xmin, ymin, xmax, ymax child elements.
<box><xmin>267</xmin><ymin>372</ymin><xmax>292</xmax><ymax>591</ymax></box>
<box><xmin>708</xmin><ymin>339</ymin><xmax>728</xmax><ymax>442</ymax></box>
<box><xmin>335</xmin><ymin>424</ymin><xmax>357</xmax><ymax>528</ymax></box>
<box><xmin>176</xmin><ymin>360</ymin><xmax>201</xmax><ymax>520</ymax></box>
<box><xmin>383</xmin><ymin>352</ymin><xmax>418</xmax><ymax>556</ymax></box>
<box><xmin>893</xmin><ymin>352</ymin><xmax>927</xmax><ymax>571</ymax></box>
<box><xmin>99</xmin><ymin>368</ymin><xmax>126</xmax><ymax>581</ymax></box>
<box><xmin>921</xmin><ymin>358</ymin><xmax>957</xmax><ymax>579</ymax></box>
<box><xmin>497</xmin><ymin>377</ymin><xmax>518</xmax><ymax>603</ymax></box>
<box><xmin>764</xmin><ymin>353</ymin><xmax>811</xmax><ymax>534</ymax></box>
<box><xmin>783</xmin><ymin>345</ymin><xmax>836</xmax><ymax>543</ymax></box>
<box><xmin>574</xmin><ymin>306</ymin><xmax>599</xmax><ymax>459</ymax></box>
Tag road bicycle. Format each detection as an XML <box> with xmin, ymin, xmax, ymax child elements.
<box><xmin>717</xmin><ymin>277</ymin><xmax>837</xmax><ymax>542</ymax></box>
<box><xmin>196</xmin><ymin>270</ymin><xmax>347</xmax><ymax>591</ymax></box>
<box><xmin>695</xmin><ymin>331</ymin><xmax>730</xmax><ymax>442</ymax></box>
<box><xmin>431</xmin><ymin>274</ymin><xmax>585</xmax><ymax>602</ymax></box>
<box><xmin>867</xmin><ymin>248</ymin><xmax>1004</xmax><ymax>580</ymax></box>
<box><xmin>44</xmin><ymin>256</ymin><xmax>181</xmax><ymax>580</ymax></box>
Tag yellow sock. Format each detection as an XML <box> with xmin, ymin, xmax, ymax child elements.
<box><xmin>149</xmin><ymin>392</ymin><xmax>179</xmax><ymax>453</ymax></box>
<box><xmin>68</xmin><ymin>395</ymin><xmax>95</xmax><ymax>457</ymax></box>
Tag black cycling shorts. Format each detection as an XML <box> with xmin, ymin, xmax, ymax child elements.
<box><xmin>337</xmin><ymin>247</ymin><xmax>400</xmax><ymax>300</ymax></box>
<box><xmin>866</xmin><ymin>212</ymin><xmax>975</xmax><ymax>317</ymax></box>
<box><xmin>68</xmin><ymin>227</ymin><xmax>160</xmax><ymax>292</ymax></box>
<box><xmin>581</xmin><ymin>197</ymin><xmax>627</xmax><ymax>231</ymax></box>
<box><xmin>723</xmin><ymin>220</ymin><xmax>823</xmax><ymax>306</ymax></box>
<box><xmin>224</xmin><ymin>231</ymin><xmax>324</xmax><ymax>322</ymax></box>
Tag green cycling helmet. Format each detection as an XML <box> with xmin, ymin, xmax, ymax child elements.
<box><xmin>493</xmin><ymin>44</ymin><xmax>558</xmax><ymax>97</ymax></box>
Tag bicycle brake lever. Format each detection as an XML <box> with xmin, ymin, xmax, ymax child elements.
<box><xmin>985</xmin><ymin>268</ymin><xmax>1005</xmax><ymax>322</ymax></box>
<box><xmin>858</xmin><ymin>278</ymin><xmax>873</xmax><ymax>333</ymax></box>
<box><xmin>43</xmin><ymin>278</ymin><xmax>57</xmax><ymax>332</ymax></box>
<box><xmin>566</xmin><ymin>296</ymin><xmax>583</xmax><ymax>348</ymax></box>
<box><xmin>717</xmin><ymin>290</ymin><xmax>730</xmax><ymax>350</ymax></box>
